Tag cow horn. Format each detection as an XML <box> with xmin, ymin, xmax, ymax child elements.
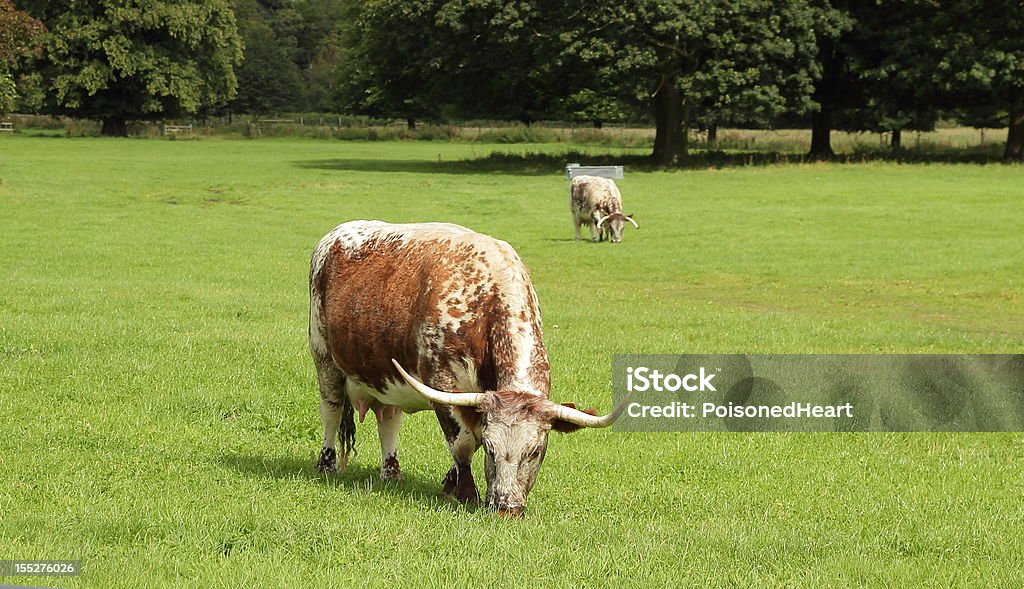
<box><xmin>391</xmin><ymin>359</ymin><xmax>485</xmax><ymax>407</ymax></box>
<box><xmin>549</xmin><ymin>391</ymin><xmax>634</xmax><ymax>428</ymax></box>
<box><xmin>597</xmin><ymin>214</ymin><xmax>611</xmax><ymax>228</ymax></box>
<box><xmin>626</xmin><ymin>216</ymin><xmax>639</xmax><ymax>229</ymax></box>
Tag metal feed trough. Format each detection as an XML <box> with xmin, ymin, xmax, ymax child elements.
<box><xmin>565</xmin><ymin>163</ymin><xmax>624</xmax><ymax>181</ymax></box>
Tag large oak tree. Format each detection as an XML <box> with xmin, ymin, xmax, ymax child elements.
<box><xmin>19</xmin><ymin>0</ymin><xmax>242</xmax><ymax>135</ymax></box>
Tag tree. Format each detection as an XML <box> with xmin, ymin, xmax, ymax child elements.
<box><xmin>337</xmin><ymin>0</ymin><xmax>823</xmax><ymax>164</ymax></box>
<box><xmin>334</xmin><ymin>0</ymin><xmax>441</xmax><ymax>128</ymax></box>
<box><xmin>304</xmin><ymin>29</ymin><xmax>341</xmax><ymax>113</ymax></box>
<box><xmin>230</xmin><ymin>0</ymin><xmax>307</xmax><ymax>116</ymax></box>
<box><xmin>337</xmin><ymin>0</ymin><xmax>572</xmax><ymax>128</ymax></box>
<box><xmin>558</xmin><ymin>88</ymin><xmax>630</xmax><ymax>128</ymax></box>
<box><xmin>580</xmin><ymin>0</ymin><xmax>823</xmax><ymax>165</ymax></box>
<box><xmin>429</xmin><ymin>0</ymin><xmax>570</xmax><ymax>125</ymax></box>
<box><xmin>0</xmin><ymin>0</ymin><xmax>43</xmax><ymax>115</ymax></box>
<box><xmin>231</xmin><ymin>19</ymin><xmax>306</xmax><ymax>116</ymax></box>
<box><xmin>853</xmin><ymin>3</ymin><xmax>941</xmax><ymax>149</ymax></box>
<box><xmin>929</xmin><ymin>0</ymin><xmax>1024</xmax><ymax>162</ymax></box>
<box><xmin>687</xmin><ymin>1</ymin><xmax>827</xmax><ymax>146</ymax></box>
<box><xmin>813</xmin><ymin>2</ymin><xmax>949</xmax><ymax>154</ymax></box>
<box><xmin>20</xmin><ymin>0</ymin><xmax>242</xmax><ymax>136</ymax></box>
<box><xmin>292</xmin><ymin>0</ymin><xmax>347</xmax><ymax>112</ymax></box>
<box><xmin>805</xmin><ymin>1</ymin><xmax>853</xmax><ymax>158</ymax></box>
<box><xmin>0</xmin><ymin>0</ymin><xmax>41</xmax><ymax>64</ymax></box>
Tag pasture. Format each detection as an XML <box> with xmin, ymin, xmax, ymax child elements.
<box><xmin>1</xmin><ymin>136</ymin><xmax>1022</xmax><ymax>587</ymax></box>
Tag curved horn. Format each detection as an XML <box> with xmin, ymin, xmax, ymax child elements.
<box><xmin>626</xmin><ymin>215</ymin><xmax>639</xmax><ymax>229</ymax></box>
<box><xmin>596</xmin><ymin>214</ymin><xmax>611</xmax><ymax>228</ymax></box>
<box><xmin>391</xmin><ymin>359</ymin><xmax>485</xmax><ymax>407</ymax></box>
<box><xmin>549</xmin><ymin>390</ymin><xmax>634</xmax><ymax>428</ymax></box>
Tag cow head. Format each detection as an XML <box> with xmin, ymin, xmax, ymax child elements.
<box><xmin>392</xmin><ymin>359</ymin><xmax>631</xmax><ymax>516</ymax></box>
<box><xmin>597</xmin><ymin>212</ymin><xmax>638</xmax><ymax>243</ymax></box>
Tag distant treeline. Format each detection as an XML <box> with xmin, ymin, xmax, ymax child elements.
<box><xmin>3</xmin><ymin>1</ymin><xmax>1022</xmax><ymax>163</ymax></box>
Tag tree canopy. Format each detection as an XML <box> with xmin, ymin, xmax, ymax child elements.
<box><xmin>333</xmin><ymin>0</ymin><xmax>440</xmax><ymax>128</ymax></box>
<box><xmin>19</xmin><ymin>0</ymin><xmax>242</xmax><ymax>135</ymax></box>
<box><xmin>337</xmin><ymin>0</ymin><xmax>826</xmax><ymax>164</ymax></box>
<box><xmin>929</xmin><ymin>0</ymin><xmax>1024</xmax><ymax>161</ymax></box>
<box><xmin>578</xmin><ymin>0</ymin><xmax>825</xmax><ymax>164</ymax></box>
<box><xmin>7</xmin><ymin>0</ymin><xmax>1024</xmax><ymax>160</ymax></box>
<box><xmin>231</xmin><ymin>0</ymin><xmax>307</xmax><ymax>116</ymax></box>
<box><xmin>0</xmin><ymin>0</ymin><xmax>43</xmax><ymax>114</ymax></box>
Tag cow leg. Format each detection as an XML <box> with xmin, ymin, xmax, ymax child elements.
<box><xmin>375</xmin><ymin>405</ymin><xmax>403</xmax><ymax>481</ymax></box>
<box><xmin>440</xmin><ymin>462</ymin><xmax>476</xmax><ymax>503</ymax></box>
<box><xmin>317</xmin><ymin>399</ymin><xmax>343</xmax><ymax>473</ymax></box>
<box><xmin>434</xmin><ymin>406</ymin><xmax>480</xmax><ymax>504</ymax></box>
<box><xmin>570</xmin><ymin>186</ymin><xmax>582</xmax><ymax>241</ymax></box>
<box><xmin>314</xmin><ymin>363</ymin><xmax>355</xmax><ymax>474</ymax></box>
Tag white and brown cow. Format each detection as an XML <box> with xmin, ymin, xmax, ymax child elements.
<box><xmin>570</xmin><ymin>175</ymin><xmax>638</xmax><ymax>243</ymax></box>
<box><xmin>308</xmin><ymin>220</ymin><xmax>629</xmax><ymax>516</ymax></box>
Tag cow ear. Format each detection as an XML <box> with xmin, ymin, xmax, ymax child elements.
<box><xmin>551</xmin><ymin>403</ymin><xmax>597</xmax><ymax>434</ymax></box>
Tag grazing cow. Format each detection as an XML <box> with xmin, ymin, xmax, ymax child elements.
<box><xmin>570</xmin><ymin>175</ymin><xmax>638</xmax><ymax>243</ymax></box>
<box><xmin>308</xmin><ymin>220</ymin><xmax>630</xmax><ymax>516</ymax></box>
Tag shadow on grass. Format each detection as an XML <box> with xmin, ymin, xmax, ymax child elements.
<box><xmin>289</xmin><ymin>151</ymin><xmax>638</xmax><ymax>176</ymax></box>
<box><xmin>292</xmin><ymin>147</ymin><xmax>1009</xmax><ymax>177</ymax></box>
<box><xmin>218</xmin><ymin>453</ymin><xmax>475</xmax><ymax>512</ymax></box>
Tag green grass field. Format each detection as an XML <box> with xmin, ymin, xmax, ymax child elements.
<box><xmin>1</xmin><ymin>136</ymin><xmax>1022</xmax><ymax>587</ymax></box>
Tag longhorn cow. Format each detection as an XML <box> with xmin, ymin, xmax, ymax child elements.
<box><xmin>570</xmin><ymin>175</ymin><xmax>638</xmax><ymax>243</ymax></box>
<box><xmin>308</xmin><ymin>220</ymin><xmax>629</xmax><ymax>516</ymax></box>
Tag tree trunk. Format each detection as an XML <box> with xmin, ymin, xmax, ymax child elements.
<box><xmin>809</xmin><ymin>106</ymin><xmax>834</xmax><ymax>159</ymax></box>
<box><xmin>101</xmin><ymin>117</ymin><xmax>128</xmax><ymax>137</ymax></box>
<box><xmin>808</xmin><ymin>35</ymin><xmax>840</xmax><ymax>160</ymax></box>
<box><xmin>707</xmin><ymin>124</ymin><xmax>718</xmax><ymax>146</ymax></box>
<box><xmin>406</xmin><ymin>116</ymin><xmax>416</xmax><ymax>131</ymax></box>
<box><xmin>593</xmin><ymin>119</ymin><xmax>603</xmax><ymax>129</ymax></box>
<box><xmin>891</xmin><ymin>128</ymin><xmax>902</xmax><ymax>149</ymax></box>
<box><xmin>1004</xmin><ymin>90</ymin><xmax>1023</xmax><ymax>162</ymax></box>
<box><xmin>652</xmin><ymin>79</ymin><xmax>687</xmax><ymax>166</ymax></box>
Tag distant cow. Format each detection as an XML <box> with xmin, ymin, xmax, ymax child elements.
<box><xmin>570</xmin><ymin>175</ymin><xmax>638</xmax><ymax>243</ymax></box>
<box><xmin>308</xmin><ymin>220</ymin><xmax>630</xmax><ymax>516</ymax></box>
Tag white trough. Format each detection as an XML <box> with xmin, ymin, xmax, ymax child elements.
<box><xmin>565</xmin><ymin>163</ymin><xmax>624</xmax><ymax>180</ymax></box>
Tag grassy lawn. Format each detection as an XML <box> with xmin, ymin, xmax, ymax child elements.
<box><xmin>1</xmin><ymin>136</ymin><xmax>1022</xmax><ymax>587</ymax></box>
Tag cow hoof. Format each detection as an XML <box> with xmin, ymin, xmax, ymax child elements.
<box><xmin>440</xmin><ymin>485</ymin><xmax>479</xmax><ymax>504</ymax></box>
<box><xmin>380</xmin><ymin>455</ymin><xmax>402</xmax><ymax>482</ymax></box>
<box><xmin>455</xmin><ymin>484</ymin><xmax>481</xmax><ymax>504</ymax></box>
<box><xmin>317</xmin><ymin>447</ymin><xmax>338</xmax><ymax>474</ymax></box>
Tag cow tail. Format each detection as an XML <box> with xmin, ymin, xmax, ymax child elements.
<box><xmin>338</xmin><ymin>394</ymin><xmax>357</xmax><ymax>459</ymax></box>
